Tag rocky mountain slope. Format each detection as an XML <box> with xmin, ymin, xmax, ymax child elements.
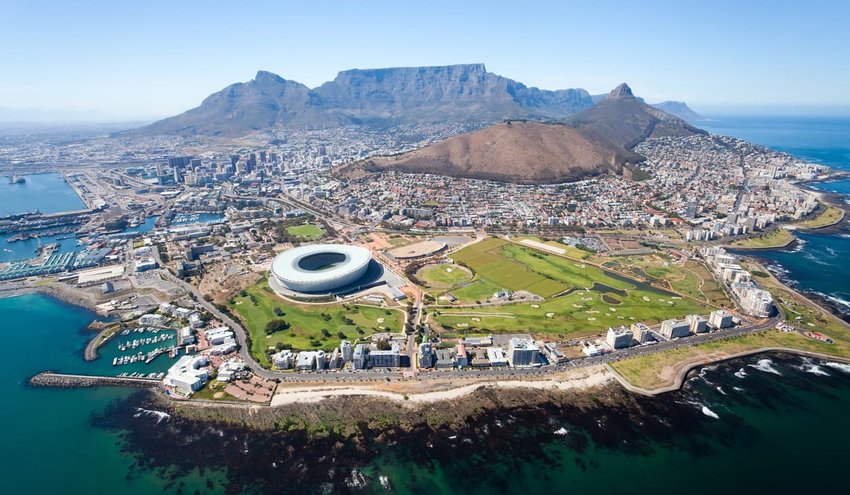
<box><xmin>344</xmin><ymin>84</ymin><xmax>705</xmax><ymax>184</ymax></box>
<box><xmin>129</xmin><ymin>64</ymin><xmax>598</xmax><ymax>137</ymax></box>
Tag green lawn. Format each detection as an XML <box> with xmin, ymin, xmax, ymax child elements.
<box><xmin>434</xmin><ymin>285</ymin><xmax>705</xmax><ymax>339</ymax></box>
<box><xmin>450</xmin><ymin>279</ymin><xmax>504</xmax><ymax>302</ymax></box>
<box><xmin>286</xmin><ymin>223</ymin><xmax>325</xmax><ymax>240</ymax></box>
<box><xmin>228</xmin><ymin>280</ymin><xmax>404</xmax><ymax>367</ymax></box>
<box><xmin>436</xmin><ymin>237</ymin><xmax>710</xmax><ymax>338</ymax></box>
<box><xmin>417</xmin><ymin>263</ymin><xmax>473</xmax><ymax>288</ymax></box>
<box><xmin>450</xmin><ymin>238</ymin><xmax>631</xmax><ymax>300</ymax></box>
<box><xmin>730</xmin><ymin>228</ymin><xmax>795</xmax><ymax>249</ymax></box>
<box><xmin>606</xmin><ymin>255</ymin><xmax>732</xmax><ymax>307</ymax></box>
<box><xmin>794</xmin><ymin>205</ymin><xmax>844</xmax><ymax>229</ymax></box>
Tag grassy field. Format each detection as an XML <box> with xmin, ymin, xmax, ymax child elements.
<box><xmin>794</xmin><ymin>205</ymin><xmax>845</xmax><ymax>229</ymax></box>
<box><xmin>516</xmin><ymin>236</ymin><xmax>592</xmax><ymax>260</ymax></box>
<box><xmin>436</xmin><ymin>238</ymin><xmax>708</xmax><ymax>339</ymax></box>
<box><xmin>228</xmin><ymin>280</ymin><xmax>404</xmax><ymax>366</ymax></box>
<box><xmin>610</xmin><ymin>330</ymin><xmax>850</xmax><ymax>390</ymax></box>
<box><xmin>611</xmin><ymin>260</ymin><xmax>850</xmax><ymax>390</ymax></box>
<box><xmin>450</xmin><ymin>238</ymin><xmax>632</xmax><ymax>301</ymax></box>
<box><xmin>599</xmin><ymin>255</ymin><xmax>731</xmax><ymax>307</ymax></box>
<box><xmin>729</xmin><ymin>228</ymin><xmax>795</xmax><ymax>248</ymax></box>
<box><xmin>417</xmin><ymin>263</ymin><xmax>473</xmax><ymax>289</ymax></box>
<box><xmin>286</xmin><ymin>223</ymin><xmax>325</xmax><ymax>240</ymax></box>
<box><xmin>433</xmin><ymin>284</ymin><xmax>705</xmax><ymax>339</ymax></box>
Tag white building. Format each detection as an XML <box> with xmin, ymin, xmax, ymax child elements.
<box><xmin>660</xmin><ymin>319</ymin><xmax>691</xmax><ymax>339</ymax></box>
<box><xmin>272</xmin><ymin>349</ymin><xmax>294</xmax><ymax>369</ymax></box>
<box><xmin>163</xmin><ymin>355</ymin><xmax>209</xmax><ymax>395</ymax></box>
<box><xmin>631</xmin><ymin>322</ymin><xmax>652</xmax><ymax>344</ymax></box>
<box><xmin>709</xmin><ymin>310</ymin><xmax>734</xmax><ymax>329</ymax></box>
<box><xmin>606</xmin><ymin>326</ymin><xmax>634</xmax><ymax>349</ymax></box>
<box><xmin>686</xmin><ymin>314</ymin><xmax>708</xmax><ymax>334</ymax></box>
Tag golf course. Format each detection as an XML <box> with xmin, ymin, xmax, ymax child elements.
<box><xmin>228</xmin><ymin>279</ymin><xmax>404</xmax><ymax>366</ymax></box>
<box><xmin>433</xmin><ymin>238</ymin><xmax>709</xmax><ymax>339</ymax></box>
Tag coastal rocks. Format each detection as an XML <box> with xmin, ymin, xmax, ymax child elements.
<box><xmin>28</xmin><ymin>372</ymin><xmax>158</xmax><ymax>389</ymax></box>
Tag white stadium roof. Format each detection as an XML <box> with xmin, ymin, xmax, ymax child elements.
<box><xmin>270</xmin><ymin>244</ymin><xmax>371</xmax><ymax>293</ymax></box>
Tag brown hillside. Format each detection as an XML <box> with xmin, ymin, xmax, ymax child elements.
<box><xmin>358</xmin><ymin>121</ymin><xmax>643</xmax><ymax>184</ymax></box>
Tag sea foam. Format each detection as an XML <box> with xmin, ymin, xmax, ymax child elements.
<box><xmin>748</xmin><ymin>358</ymin><xmax>782</xmax><ymax>375</ymax></box>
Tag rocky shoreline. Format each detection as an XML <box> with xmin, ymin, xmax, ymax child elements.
<box><xmin>90</xmin><ymin>352</ymin><xmax>849</xmax><ymax>495</ymax></box>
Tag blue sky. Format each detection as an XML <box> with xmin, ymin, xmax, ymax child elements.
<box><xmin>1</xmin><ymin>0</ymin><xmax>849</xmax><ymax>121</ymax></box>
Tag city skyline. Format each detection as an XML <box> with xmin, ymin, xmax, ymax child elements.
<box><xmin>2</xmin><ymin>0</ymin><xmax>850</xmax><ymax>121</ymax></box>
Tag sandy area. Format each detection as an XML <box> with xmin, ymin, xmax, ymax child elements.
<box><xmin>270</xmin><ymin>366</ymin><xmax>613</xmax><ymax>406</ymax></box>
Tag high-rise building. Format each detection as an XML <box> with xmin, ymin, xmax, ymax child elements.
<box><xmin>340</xmin><ymin>340</ymin><xmax>353</xmax><ymax>362</ymax></box>
<box><xmin>631</xmin><ymin>322</ymin><xmax>651</xmax><ymax>343</ymax></box>
<box><xmin>709</xmin><ymin>310</ymin><xmax>734</xmax><ymax>329</ymax></box>
<box><xmin>686</xmin><ymin>314</ymin><xmax>708</xmax><ymax>334</ymax></box>
<box><xmin>606</xmin><ymin>326</ymin><xmax>634</xmax><ymax>349</ymax></box>
<box><xmin>660</xmin><ymin>319</ymin><xmax>691</xmax><ymax>339</ymax></box>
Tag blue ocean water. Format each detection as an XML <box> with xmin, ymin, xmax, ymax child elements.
<box><xmin>700</xmin><ymin>116</ymin><xmax>850</xmax><ymax>170</ymax></box>
<box><xmin>0</xmin><ymin>172</ymin><xmax>86</xmax><ymax>215</ymax></box>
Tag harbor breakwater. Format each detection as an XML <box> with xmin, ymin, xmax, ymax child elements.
<box><xmin>28</xmin><ymin>371</ymin><xmax>159</xmax><ymax>389</ymax></box>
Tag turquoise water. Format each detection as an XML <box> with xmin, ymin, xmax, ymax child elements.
<box><xmin>0</xmin><ymin>294</ymin><xmax>215</xmax><ymax>494</ymax></box>
<box><xmin>0</xmin><ymin>172</ymin><xmax>85</xmax><ymax>215</ymax></box>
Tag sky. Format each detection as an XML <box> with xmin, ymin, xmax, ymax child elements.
<box><xmin>1</xmin><ymin>0</ymin><xmax>849</xmax><ymax>121</ymax></box>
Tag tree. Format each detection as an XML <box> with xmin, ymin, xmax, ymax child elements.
<box><xmin>321</xmin><ymin>328</ymin><xmax>331</xmax><ymax>338</ymax></box>
<box><xmin>337</xmin><ymin>331</ymin><xmax>347</xmax><ymax>339</ymax></box>
<box><xmin>376</xmin><ymin>339</ymin><xmax>392</xmax><ymax>351</ymax></box>
<box><xmin>265</xmin><ymin>319</ymin><xmax>291</xmax><ymax>335</ymax></box>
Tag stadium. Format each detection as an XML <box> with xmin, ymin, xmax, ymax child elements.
<box><xmin>270</xmin><ymin>244</ymin><xmax>372</xmax><ymax>293</ymax></box>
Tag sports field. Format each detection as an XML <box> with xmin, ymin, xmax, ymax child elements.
<box><xmin>228</xmin><ymin>279</ymin><xmax>404</xmax><ymax>366</ymax></box>
<box><xmin>417</xmin><ymin>263</ymin><xmax>473</xmax><ymax>289</ymax></box>
<box><xmin>435</xmin><ymin>238</ymin><xmax>709</xmax><ymax>338</ymax></box>
<box><xmin>286</xmin><ymin>223</ymin><xmax>325</xmax><ymax>240</ymax></box>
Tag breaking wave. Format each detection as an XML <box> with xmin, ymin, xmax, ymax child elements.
<box><xmin>748</xmin><ymin>358</ymin><xmax>782</xmax><ymax>375</ymax></box>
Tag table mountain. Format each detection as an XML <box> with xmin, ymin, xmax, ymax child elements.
<box><xmin>129</xmin><ymin>64</ymin><xmax>598</xmax><ymax>137</ymax></box>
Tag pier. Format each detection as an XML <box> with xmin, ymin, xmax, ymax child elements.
<box><xmin>28</xmin><ymin>371</ymin><xmax>160</xmax><ymax>389</ymax></box>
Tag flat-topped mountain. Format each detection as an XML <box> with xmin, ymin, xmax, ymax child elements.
<box><xmin>343</xmin><ymin>84</ymin><xmax>705</xmax><ymax>184</ymax></box>
<box><xmin>129</xmin><ymin>64</ymin><xmax>596</xmax><ymax>137</ymax></box>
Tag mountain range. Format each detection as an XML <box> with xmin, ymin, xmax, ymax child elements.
<box><xmin>341</xmin><ymin>83</ymin><xmax>706</xmax><ymax>184</ymax></box>
<box><xmin>129</xmin><ymin>64</ymin><xmax>702</xmax><ymax>137</ymax></box>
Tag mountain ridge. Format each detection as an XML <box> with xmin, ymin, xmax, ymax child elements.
<box><xmin>127</xmin><ymin>65</ymin><xmax>698</xmax><ymax>137</ymax></box>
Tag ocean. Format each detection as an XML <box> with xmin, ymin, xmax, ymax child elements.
<box><xmin>2</xmin><ymin>115</ymin><xmax>850</xmax><ymax>494</ymax></box>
